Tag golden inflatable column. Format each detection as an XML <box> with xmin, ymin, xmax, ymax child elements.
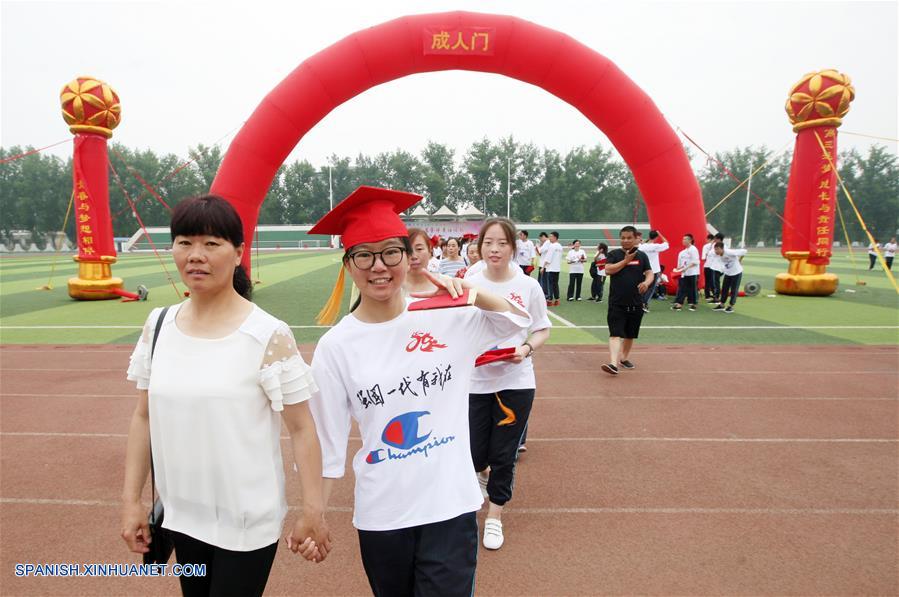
<box><xmin>775</xmin><ymin>70</ymin><xmax>854</xmax><ymax>296</ymax></box>
<box><xmin>60</xmin><ymin>77</ymin><xmax>124</xmax><ymax>300</ymax></box>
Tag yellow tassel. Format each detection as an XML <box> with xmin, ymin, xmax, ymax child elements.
<box><xmin>316</xmin><ymin>265</ymin><xmax>347</xmax><ymax>326</ymax></box>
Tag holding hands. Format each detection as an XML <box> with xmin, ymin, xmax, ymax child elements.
<box><xmin>287</xmin><ymin>512</ymin><xmax>332</xmax><ymax>563</ymax></box>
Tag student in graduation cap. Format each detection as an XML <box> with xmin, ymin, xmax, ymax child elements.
<box><xmin>307</xmin><ymin>186</ymin><xmax>531</xmax><ymax>597</ymax></box>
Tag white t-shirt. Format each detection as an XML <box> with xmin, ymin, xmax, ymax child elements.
<box><xmin>433</xmin><ymin>246</ymin><xmax>443</xmax><ymax>259</ymax></box>
<box><xmin>638</xmin><ymin>241</ymin><xmax>670</xmax><ymax>274</ymax></box>
<box><xmin>310</xmin><ymin>303</ymin><xmax>531</xmax><ymax>531</ymax></box>
<box><xmin>566</xmin><ymin>249</ymin><xmax>587</xmax><ymax>274</ymax></box>
<box><xmin>544</xmin><ymin>242</ymin><xmax>563</xmax><ymax>272</ymax></box>
<box><xmin>719</xmin><ymin>248</ymin><xmax>748</xmax><ymax>276</ymax></box>
<box><xmin>515</xmin><ymin>239</ymin><xmax>536</xmax><ymax>266</ymax></box>
<box><xmin>882</xmin><ymin>243</ymin><xmax>897</xmax><ymax>258</ymax></box>
<box><xmin>867</xmin><ymin>243</ymin><xmax>881</xmax><ymax>256</ymax></box>
<box><xmin>677</xmin><ymin>245</ymin><xmax>701</xmax><ymax>276</ymax></box>
<box><xmin>126</xmin><ymin>303</ymin><xmax>316</xmax><ymax>551</ymax></box>
<box><xmin>467</xmin><ymin>271</ymin><xmax>552</xmax><ymax>393</ymax></box>
<box><xmin>702</xmin><ymin>241</ymin><xmax>724</xmax><ymax>272</ymax></box>
<box><xmin>427</xmin><ymin>257</ymin><xmax>440</xmax><ymax>273</ymax></box>
<box><xmin>538</xmin><ymin>240</ymin><xmax>550</xmax><ymax>267</ymax></box>
<box><xmin>463</xmin><ymin>259</ymin><xmax>518</xmax><ymax>279</ymax></box>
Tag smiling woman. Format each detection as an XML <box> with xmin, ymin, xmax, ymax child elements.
<box><xmin>120</xmin><ymin>195</ymin><xmax>330</xmax><ymax>597</ymax></box>
<box><xmin>306</xmin><ymin>186</ymin><xmax>533</xmax><ymax>596</ymax></box>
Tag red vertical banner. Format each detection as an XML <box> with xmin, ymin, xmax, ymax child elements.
<box><xmin>807</xmin><ymin>129</ymin><xmax>838</xmax><ymax>265</ymax></box>
<box><xmin>72</xmin><ymin>134</ymin><xmax>116</xmax><ymax>261</ymax></box>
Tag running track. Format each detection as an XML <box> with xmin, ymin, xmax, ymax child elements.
<box><xmin>1</xmin><ymin>344</ymin><xmax>897</xmax><ymax>595</ymax></box>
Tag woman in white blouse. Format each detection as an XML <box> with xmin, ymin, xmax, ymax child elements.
<box><xmin>121</xmin><ymin>196</ymin><xmax>329</xmax><ymax>597</ymax></box>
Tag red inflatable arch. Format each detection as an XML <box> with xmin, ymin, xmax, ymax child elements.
<box><xmin>211</xmin><ymin>11</ymin><xmax>706</xmax><ymax>276</ymax></box>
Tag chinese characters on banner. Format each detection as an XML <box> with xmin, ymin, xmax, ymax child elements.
<box><xmin>808</xmin><ymin>128</ymin><xmax>837</xmax><ymax>265</ymax></box>
<box><xmin>423</xmin><ymin>28</ymin><xmax>495</xmax><ymax>56</ymax></box>
<box><xmin>74</xmin><ymin>178</ymin><xmax>96</xmax><ymax>259</ymax></box>
<box><xmin>72</xmin><ymin>135</ymin><xmax>116</xmax><ymax>262</ymax></box>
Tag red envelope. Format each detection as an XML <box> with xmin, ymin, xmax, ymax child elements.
<box><xmin>408</xmin><ymin>288</ymin><xmax>477</xmax><ymax>311</ymax></box>
<box><xmin>475</xmin><ymin>347</ymin><xmax>517</xmax><ymax>367</ymax></box>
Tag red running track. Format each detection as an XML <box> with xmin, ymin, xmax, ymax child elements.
<box><xmin>1</xmin><ymin>344</ymin><xmax>897</xmax><ymax>596</ymax></box>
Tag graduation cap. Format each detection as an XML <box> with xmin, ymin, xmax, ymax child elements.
<box><xmin>308</xmin><ymin>185</ymin><xmax>423</xmax><ymax>325</ymax></box>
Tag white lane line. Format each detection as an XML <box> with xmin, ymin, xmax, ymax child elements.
<box><xmin>546</xmin><ymin>311</ymin><xmax>576</xmax><ymax>328</ymax></box>
<box><xmin>3</xmin><ymin>432</ymin><xmax>895</xmax><ymax>443</ymax></box>
<box><xmin>1</xmin><ymin>498</ymin><xmax>893</xmax><ymax>516</ymax></box>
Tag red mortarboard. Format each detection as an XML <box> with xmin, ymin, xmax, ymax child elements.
<box><xmin>308</xmin><ymin>185</ymin><xmax>422</xmax><ymax>248</ymax></box>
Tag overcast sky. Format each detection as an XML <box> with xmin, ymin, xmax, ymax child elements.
<box><xmin>2</xmin><ymin>0</ymin><xmax>896</xmax><ymax>171</ymax></box>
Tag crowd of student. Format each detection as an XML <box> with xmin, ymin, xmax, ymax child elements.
<box><xmin>424</xmin><ymin>228</ymin><xmax>751</xmax><ymax>314</ymax></box>
<box><xmin>121</xmin><ymin>182</ymin><xmax>776</xmax><ymax>596</ymax></box>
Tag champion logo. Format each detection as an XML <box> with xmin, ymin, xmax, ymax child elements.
<box><xmin>365</xmin><ymin>411</ymin><xmax>455</xmax><ymax>465</ymax></box>
<box><xmin>406</xmin><ymin>331</ymin><xmax>447</xmax><ymax>352</ymax></box>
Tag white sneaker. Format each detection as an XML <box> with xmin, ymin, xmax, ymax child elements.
<box><xmin>483</xmin><ymin>518</ymin><xmax>504</xmax><ymax>550</ymax></box>
<box><xmin>477</xmin><ymin>471</ymin><xmax>489</xmax><ymax>499</ymax></box>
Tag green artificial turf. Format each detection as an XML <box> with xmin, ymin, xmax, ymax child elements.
<box><xmin>1</xmin><ymin>249</ymin><xmax>896</xmax><ymax>345</ymax></box>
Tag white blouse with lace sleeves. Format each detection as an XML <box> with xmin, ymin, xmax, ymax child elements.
<box><xmin>258</xmin><ymin>324</ymin><xmax>317</xmax><ymax>412</ymax></box>
<box><xmin>126</xmin><ymin>308</ymin><xmax>161</xmax><ymax>391</ymax></box>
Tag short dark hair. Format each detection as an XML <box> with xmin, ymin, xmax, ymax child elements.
<box><xmin>598</xmin><ymin>242</ymin><xmax>608</xmax><ymax>253</ymax></box>
<box><xmin>550</xmin><ymin>231</ymin><xmax>559</xmax><ymax>239</ymax></box>
<box><xmin>620</xmin><ymin>225</ymin><xmax>638</xmax><ymax>236</ymax></box>
<box><xmin>539</xmin><ymin>232</ymin><xmax>548</xmax><ymax>238</ymax></box>
<box><xmin>714</xmin><ymin>241</ymin><xmax>725</xmax><ymax>249</ymax></box>
<box><xmin>170</xmin><ymin>195</ymin><xmax>252</xmax><ymax>299</ymax></box>
<box><xmin>707</xmin><ymin>233</ymin><xmax>715</xmax><ymax>240</ymax></box>
<box><xmin>649</xmin><ymin>230</ymin><xmax>659</xmax><ymax>240</ymax></box>
<box><xmin>519</xmin><ymin>230</ymin><xmax>529</xmax><ymax>237</ymax></box>
<box><xmin>573</xmin><ymin>239</ymin><xmax>580</xmax><ymax>244</ymax></box>
<box><xmin>684</xmin><ymin>233</ymin><xmax>694</xmax><ymax>243</ymax></box>
<box><xmin>714</xmin><ymin>232</ymin><xmax>725</xmax><ymax>241</ymax></box>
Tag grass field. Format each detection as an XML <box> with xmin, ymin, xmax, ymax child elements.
<box><xmin>1</xmin><ymin>248</ymin><xmax>896</xmax><ymax>345</ymax></box>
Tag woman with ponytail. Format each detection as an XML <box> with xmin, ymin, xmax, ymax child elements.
<box><xmin>121</xmin><ymin>196</ymin><xmax>329</xmax><ymax>597</ymax></box>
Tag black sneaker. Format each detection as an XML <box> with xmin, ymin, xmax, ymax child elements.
<box><xmin>642</xmin><ymin>305</ymin><xmax>650</xmax><ymax>313</ymax></box>
<box><xmin>713</xmin><ymin>303</ymin><xmax>725</xmax><ymax>311</ymax></box>
<box><xmin>724</xmin><ymin>306</ymin><xmax>734</xmax><ymax>313</ymax></box>
<box><xmin>671</xmin><ymin>305</ymin><xmax>682</xmax><ymax>311</ymax></box>
<box><xmin>688</xmin><ymin>304</ymin><xmax>697</xmax><ymax>311</ymax></box>
<box><xmin>601</xmin><ymin>363</ymin><xmax>619</xmax><ymax>375</ymax></box>
<box><xmin>620</xmin><ymin>360</ymin><xmax>635</xmax><ymax>369</ymax></box>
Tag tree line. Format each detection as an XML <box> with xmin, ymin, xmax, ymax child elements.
<box><xmin>1</xmin><ymin>137</ymin><xmax>896</xmax><ymax>245</ymax></box>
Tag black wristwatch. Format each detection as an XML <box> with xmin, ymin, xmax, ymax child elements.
<box><xmin>523</xmin><ymin>341</ymin><xmax>535</xmax><ymax>357</ymax></box>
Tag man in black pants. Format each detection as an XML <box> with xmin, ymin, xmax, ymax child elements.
<box><xmin>602</xmin><ymin>226</ymin><xmax>653</xmax><ymax>375</ymax></box>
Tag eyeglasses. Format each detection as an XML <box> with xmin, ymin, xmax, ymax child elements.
<box><xmin>347</xmin><ymin>247</ymin><xmax>407</xmax><ymax>270</ymax></box>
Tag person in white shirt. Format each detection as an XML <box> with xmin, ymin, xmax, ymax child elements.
<box><xmin>544</xmin><ymin>231</ymin><xmax>564</xmax><ymax>305</ymax></box>
<box><xmin>703</xmin><ymin>232</ymin><xmax>726</xmax><ymax>301</ymax></box>
<box><xmin>637</xmin><ymin>230</ymin><xmax>670</xmax><ymax>312</ymax></box>
<box><xmin>466</xmin><ymin>218</ymin><xmax>552</xmax><ymax>550</ymax></box>
<box><xmin>432</xmin><ymin>237</ymin><xmax>443</xmax><ymax>260</ymax></box>
<box><xmin>536</xmin><ymin>232</ymin><xmax>550</xmax><ymax>299</ymax></box>
<box><xmin>565</xmin><ymin>239</ymin><xmax>588</xmax><ymax>301</ymax></box>
<box><xmin>672</xmin><ymin>233</ymin><xmax>701</xmax><ymax>311</ymax></box>
<box><xmin>307</xmin><ymin>187</ymin><xmax>531</xmax><ymax>596</ymax></box>
<box><xmin>883</xmin><ymin>237</ymin><xmax>897</xmax><ymax>270</ymax></box>
<box><xmin>712</xmin><ymin>242</ymin><xmax>748</xmax><ymax>313</ymax></box>
<box><xmin>122</xmin><ymin>196</ymin><xmax>328</xmax><ymax>596</ymax></box>
<box><xmin>589</xmin><ymin>243</ymin><xmax>609</xmax><ymax>302</ymax></box>
<box><xmin>515</xmin><ymin>230</ymin><xmax>537</xmax><ymax>276</ymax></box>
<box><xmin>701</xmin><ymin>234</ymin><xmax>717</xmax><ymax>301</ymax></box>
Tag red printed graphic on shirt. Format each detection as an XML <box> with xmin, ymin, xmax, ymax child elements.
<box><xmin>406</xmin><ymin>331</ymin><xmax>448</xmax><ymax>353</ymax></box>
<box><xmin>507</xmin><ymin>292</ymin><xmax>525</xmax><ymax>308</ymax></box>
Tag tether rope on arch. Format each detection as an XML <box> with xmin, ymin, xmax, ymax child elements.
<box><xmin>0</xmin><ymin>139</ymin><xmax>71</xmax><ymax>165</ymax></box>
<box><xmin>813</xmin><ymin>130</ymin><xmax>899</xmax><ymax>294</ymax></box>
<box><xmin>107</xmin><ymin>157</ymin><xmax>183</xmax><ymax>300</ymax></box>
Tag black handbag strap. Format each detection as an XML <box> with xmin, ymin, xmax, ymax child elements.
<box><xmin>148</xmin><ymin>306</ymin><xmax>170</xmax><ymax>523</ymax></box>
